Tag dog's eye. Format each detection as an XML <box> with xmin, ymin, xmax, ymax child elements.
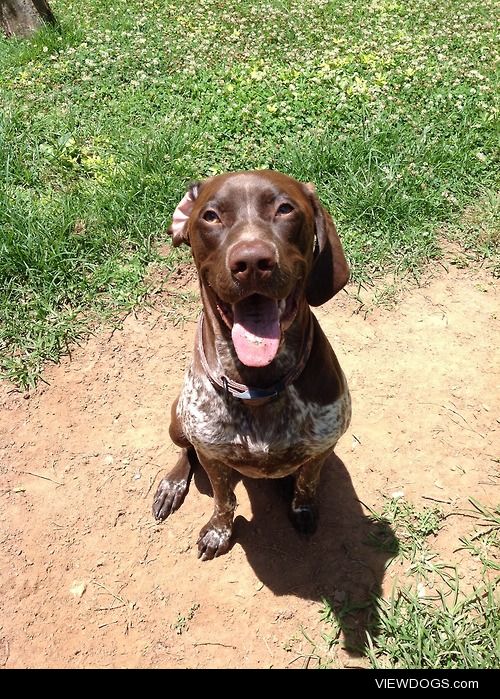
<box><xmin>276</xmin><ymin>202</ymin><xmax>294</xmax><ymax>216</ymax></box>
<box><xmin>202</xmin><ymin>209</ymin><xmax>220</xmax><ymax>223</ymax></box>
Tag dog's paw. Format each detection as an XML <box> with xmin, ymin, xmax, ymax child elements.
<box><xmin>290</xmin><ymin>504</ymin><xmax>318</xmax><ymax>536</ymax></box>
<box><xmin>197</xmin><ymin>519</ymin><xmax>233</xmax><ymax>561</ymax></box>
<box><xmin>152</xmin><ymin>477</ymin><xmax>189</xmax><ymax>521</ymax></box>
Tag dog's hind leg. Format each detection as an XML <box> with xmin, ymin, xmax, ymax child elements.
<box><xmin>289</xmin><ymin>452</ymin><xmax>329</xmax><ymax>535</ymax></box>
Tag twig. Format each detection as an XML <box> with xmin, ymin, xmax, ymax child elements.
<box><xmin>419</xmin><ymin>401</ymin><xmax>484</xmax><ymax>429</ymax></box>
<box><xmin>144</xmin><ymin>469</ymin><xmax>163</xmax><ymax>498</ymax></box>
<box><xmin>96</xmin><ymin>474</ymin><xmax>115</xmax><ymax>494</ymax></box>
<box><xmin>445</xmin><ymin>414</ymin><xmax>485</xmax><ymax>437</ymax></box>
<box><xmin>193</xmin><ymin>642</ymin><xmax>236</xmax><ymax>649</ymax></box>
<box><xmin>287</xmin><ymin>653</ymin><xmax>317</xmax><ymax>667</ymax></box>
<box><xmin>21</xmin><ymin>471</ymin><xmax>64</xmax><ymax>486</ymax></box>
<box><xmin>0</xmin><ymin>638</ymin><xmax>9</xmax><ymax>667</ymax></box>
<box><xmin>442</xmin><ymin>511</ymin><xmax>485</xmax><ymax>521</ymax></box>
<box><xmin>468</xmin><ymin>526</ymin><xmax>498</xmax><ymax>541</ymax></box>
<box><xmin>263</xmin><ymin>636</ymin><xmax>274</xmax><ymax>659</ymax></box>
<box><xmin>92</xmin><ymin>581</ymin><xmax>127</xmax><ymax>606</ymax></box>
<box><xmin>98</xmin><ymin>621</ymin><xmax>120</xmax><ymax>629</ymax></box>
<box><xmin>422</xmin><ymin>495</ymin><xmax>452</xmax><ymax>505</ymax></box>
<box><xmin>444</xmin><ymin>404</ymin><xmax>469</xmax><ymax>424</ymax></box>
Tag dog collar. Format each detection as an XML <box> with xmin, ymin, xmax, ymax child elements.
<box><xmin>197</xmin><ymin>312</ymin><xmax>314</xmax><ymax>405</ymax></box>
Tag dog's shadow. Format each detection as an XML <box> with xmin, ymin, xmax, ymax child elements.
<box><xmin>194</xmin><ymin>455</ymin><xmax>397</xmax><ymax>655</ymax></box>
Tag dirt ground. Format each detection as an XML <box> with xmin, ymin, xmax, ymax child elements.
<box><xmin>1</xmin><ymin>257</ymin><xmax>498</xmax><ymax>669</ymax></box>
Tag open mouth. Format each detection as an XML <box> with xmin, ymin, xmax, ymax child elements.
<box><xmin>216</xmin><ymin>287</ymin><xmax>300</xmax><ymax>367</ymax></box>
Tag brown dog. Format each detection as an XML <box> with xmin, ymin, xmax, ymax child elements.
<box><xmin>153</xmin><ymin>170</ymin><xmax>351</xmax><ymax>560</ymax></box>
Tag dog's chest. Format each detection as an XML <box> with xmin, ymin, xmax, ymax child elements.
<box><xmin>177</xmin><ymin>365</ymin><xmax>351</xmax><ymax>476</ymax></box>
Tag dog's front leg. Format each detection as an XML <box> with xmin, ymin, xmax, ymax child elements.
<box><xmin>197</xmin><ymin>458</ymin><xmax>236</xmax><ymax>561</ymax></box>
<box><xmin>152</xmin><ymin>396</ymin><xmax>197</xmax><ymax>521</ymax></box>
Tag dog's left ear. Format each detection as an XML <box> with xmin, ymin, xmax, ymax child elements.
<box><xmin>304</xmin><ymin>184</ymin><xmax>350</xmax><ymax>306</ymax></box>
<box><xmin>168</xmin><ymin>182</ymin><xmax>201</xmax><ymax>247</ymax></box>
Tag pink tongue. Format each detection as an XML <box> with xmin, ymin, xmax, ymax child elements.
<box><xmin>231</xmin><ymin>296</ymin><xmax>281</xmax><ymax>367</ymax></box>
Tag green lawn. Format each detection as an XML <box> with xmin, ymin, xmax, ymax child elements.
<box><xmin>316</xmin><ymin>498</ymin><xmax>500</xmax><ymax>669</ymax></box>
<box><xmin>0</xmin><ymin>0</ymin><xmax>498</xmax><ymax>387</ymax></box>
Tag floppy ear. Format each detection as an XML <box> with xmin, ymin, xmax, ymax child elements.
<box><xmin>304</xmin><ymin>185</ymin><xmax>350</xmax><ymax>306</ymax></box>
<box><xmin>168</xmin><ymin>182</ymin><xmax>201</xmax><ymax>247</ymax></box>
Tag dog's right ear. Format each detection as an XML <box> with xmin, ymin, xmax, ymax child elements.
<box><xmin>168</xmin><ymin>182</ymin><xmax>201</xmax><ymax>247</ymax></box>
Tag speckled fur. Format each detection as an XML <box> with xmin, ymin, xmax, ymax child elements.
<box><xmin>177</xmin><ymin>361</ymin><xmax>351</xmax><ymax>478</ymax></box>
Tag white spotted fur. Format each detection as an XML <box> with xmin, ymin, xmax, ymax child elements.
<box><xmin>177</xmin><ymin>361</ymin><xmax>351</xmax><ymax>478</ymax></box>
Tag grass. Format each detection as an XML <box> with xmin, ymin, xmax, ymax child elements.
<box><xmin>0</xmin><ymin>0</ymin><xmax>498</xmax><ymax>386</ymax></box>
<box><xmin>366</xmin><ymin>582</ymin><xmax>499</xmax><ymax>669</ymax></box>
<box><xmin>313</xmin><ymin>498</ymin><xmax>500</xmax><ymax>669</ymax></box>
<box><xmin>172</xmin><ymin>603</ymin><xmax>200</xmax><ymax>636</ymax></box>
<box><xmin>456</xmin><ymin>498</ymin><xmax>500</xmax><ymax>574</ymax></box>
<box><xmin>446</xmin><ymin>190</ymin><xmax>500</xmax><ymax>275</ymax></box>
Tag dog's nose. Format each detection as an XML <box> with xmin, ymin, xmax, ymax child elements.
<box><xmin>228</xmin><ymin>240</ymin><xmax>277</xmax><ymax>283</ymax></box>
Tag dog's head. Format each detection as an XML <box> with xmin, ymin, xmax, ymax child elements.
<box><xmin>169</xmin><ymin>170</ymin><xmax>349</xmax><ymax>367</ymax></box>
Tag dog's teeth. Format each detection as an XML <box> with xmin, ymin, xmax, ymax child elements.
<box><xmin>278</xmin><ymin>299</ymin><xmax>286</xmax><ymax>315</ymax></box>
